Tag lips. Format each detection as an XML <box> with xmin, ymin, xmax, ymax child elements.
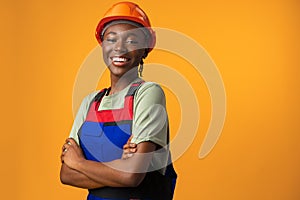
<box><xmin>110</xmin><ymin>56</ymin><xmax>131</xmax><ymax>66</ymax></box>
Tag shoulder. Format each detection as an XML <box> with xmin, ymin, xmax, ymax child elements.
<box><xmin>135</xmin><ymin>81</ymin><xmax>166</xmax><ymax>102</ymax></box>
<box><xmin>84</xmin><ymin>90</ymin><xmax>100</xmax><ymax>102</ymax></box>
<box><xmin>80</xmin><ymin>90</ymin><xmax>100</xmax><ymax>108</ymax></box>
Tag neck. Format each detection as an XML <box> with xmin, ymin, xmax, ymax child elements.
<box><xmin>109</xmin><ymin>69</ymin><xmax>139</xmax><ymax>95</ymax></box>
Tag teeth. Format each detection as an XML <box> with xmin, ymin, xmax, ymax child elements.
<box><xmin>112</xmin><ymin>57</ymin><xmax>128</xmax><ymax>62</ymax></box>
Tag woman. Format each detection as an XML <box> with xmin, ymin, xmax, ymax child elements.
<box><xmin>60</xmin><ymin>2</ymin><xmax>176</xmax><ymax>199</ymax></box>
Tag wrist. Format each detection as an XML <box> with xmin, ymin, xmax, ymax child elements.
<box><xmin>74</xmin><ymin>158</ymin><xmax>86</xmax><ymax>172</ymax></box>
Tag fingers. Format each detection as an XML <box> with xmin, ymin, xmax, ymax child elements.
<box><xmin>129</xmin><ymin>143</ymin><xmax>137</xmax><ymax>148</ymax></box>
<box><xmin>123</xmin><ymin>143</ymin><xmax>137</xmax><ymax>151</ymax></box>
<box><xmin>61</xmin><ymin>144</ymin><xmax>69</xmax><ymax>163</ymax></box>
<box><xmin>61</xmin><ymin>138</ymin><xmax>84</xmax><ymax>166</ymax></box>
<box><xmin>65</xmin><ymin>138</ymin><xmax>76</xmax><ymax>145</ymax></box>
<box><xmin>126</xmin><ymin>135</ymin><xmax>133</xmax><ymax>145</ymax></box>
<box><xmin>129</xmin><ymin>144</ymin><xmax>137</xmax><ymax>153</ymax></box>
<box><xmin>122</xmin><ymin>142</ymin><xmax>137</xmax><ymax>159</ymax></box>
<box><xmin>123</xmin><ymin>143</ymin><xmax>130</xmax><ymax>150</ymax></box>
<box><xmin>60</xmin><ymin>154</ymin><xmax>64</xmax><ymax>163</ymax></box>
<box><xmin>123</xmin><ymin>146</ymin><xmax>137</xmax><ymax>154</ymax></box>
<box><xmin>122</xmin><ymin>151</ymin><xmax>133</xmax><ymax>159</ymax></box>
<box><xmin>62</xmin><ymin>139</ymin><xmax>73</xmax><ymax>154</ymax></box>
<box><xmin>62</xmin><ymin>144</ymin><xmax>68</xmax><ymax>155</ymax></box>
<box><xmin>63</xmin><ymin>143</ymin><xmax>71</xmax><ymax>150</ymax></box>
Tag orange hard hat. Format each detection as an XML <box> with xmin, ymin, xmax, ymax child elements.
<box><xmin>95</xmin><ymin>1</ymin><xmax>156</xmax><ymax>53</ymax></box>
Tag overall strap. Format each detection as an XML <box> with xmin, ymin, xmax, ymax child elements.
<box><xmin>94</xmin><ymin>88</ymin><xmax>108</xmax><ymax>102</ymax></box>
<box><xmin>126</xmin><ymin>81</ymin><xmax>145</xmax><ymax>97</ymax></box>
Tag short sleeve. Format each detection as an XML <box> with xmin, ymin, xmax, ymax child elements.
<box><xmin>69</xmin><ymin>91</ymin><xmax>98</xmax><ymax>144</ymax></box>
<box><xmin>131</xmin><ymin>82</ymin><xmax>168</xmax><ymax>148</ymax></box>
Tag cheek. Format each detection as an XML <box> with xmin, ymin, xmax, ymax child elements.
<box><xmin>102</xmin><ymin>46</ymin><xmax>111</xmax><ymax>66</ymax></box>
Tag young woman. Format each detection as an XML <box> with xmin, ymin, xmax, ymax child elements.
<box><xmin>60</xmin><ymin>2</ymin><xmax>176</xmax><ymax>199</ymax></box>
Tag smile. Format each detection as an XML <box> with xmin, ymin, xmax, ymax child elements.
<box><xmin>111</xmin><ymin>56</ymin><xmax>130</xmax><ymax>62</ymax></box>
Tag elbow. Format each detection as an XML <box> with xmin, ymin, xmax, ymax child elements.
<box><xmin>60</xmin><ymin>170</ymin><xmax>68</xmax><ymax>185</ymax></box>
<box><xmin>60</xmin><ymin>174</ymin><xmax>68</xmax><ymax>185</ymax></box>
<box><xmin>60</xmin><ymin>164</ymin><xmax>70</xmax><ymax>185</ymax></box>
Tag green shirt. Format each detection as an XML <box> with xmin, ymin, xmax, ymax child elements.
<box><xmin>69</xmin><ymin>78</ymin><xmax>169</xmax><ymax>173</ymax></box>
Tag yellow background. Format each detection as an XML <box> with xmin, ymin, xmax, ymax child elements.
<box><xmin>1</xmin><ymin>0</ymin><xmax>300</xmax><ymax>199</ymax></box>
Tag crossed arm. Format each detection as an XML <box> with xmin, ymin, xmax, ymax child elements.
<box><xmin>60</xmin><ymin>137</ymin><xmax>149</xmax><ymax>189</ymax></box>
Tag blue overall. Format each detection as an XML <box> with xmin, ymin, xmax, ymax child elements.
<box><xmin>78</xmin><ymin>81</ymin><xmax>177</xmax><ymax>200</ymax></box>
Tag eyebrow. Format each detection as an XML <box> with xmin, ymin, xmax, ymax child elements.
<box><xmin>105</xmin><ymin>31</ymin><xmax>140</xmax><ymax>38</ymax></box>
<box><xmin>106</xmin><ymin>31</ymin><xmax>117</xmax><ymax>36</ymax></box>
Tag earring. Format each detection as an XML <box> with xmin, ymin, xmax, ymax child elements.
<box><xmin>139</xmin><ymin>59</ymin><xmax>144</xmax><ymax>77</ymax></box>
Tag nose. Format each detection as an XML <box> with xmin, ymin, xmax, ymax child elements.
<box><xmin>113</xmin><ymin>40</ymin><xmax>127</xmax><ymax>54</ymax></box>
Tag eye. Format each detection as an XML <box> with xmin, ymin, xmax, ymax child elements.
<box><xmin>126</xmin><ymin>40</ymin><xmax>138</xmax><ymax>44</ymax></box>
<box><xmin>105</xmin><ymin>38</ymin><xmax>117</xmax><ymax>43</ymax></box>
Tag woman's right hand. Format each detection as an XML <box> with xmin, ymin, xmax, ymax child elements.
<box><xmin>122</xmin><ymin>135</ymin><xmax>137</xmax><ymax>159</ymax></box>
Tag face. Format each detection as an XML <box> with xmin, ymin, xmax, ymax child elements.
<box><xmin>102</xmin><ymin>23</ymin><xmax>148</xmax><ymax>78</ymax></box>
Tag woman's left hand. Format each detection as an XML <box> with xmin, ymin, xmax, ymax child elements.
<box><xmin>61</xmin><ymin>138</ymin><xmax>85</xmax><ymax>170</ymax></box>
<box><xmin>122</xmin><ymin>135</ymin><xmax>137</xmax><ymax>159</ymax></box>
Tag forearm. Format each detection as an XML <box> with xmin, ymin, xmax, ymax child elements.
<box><xmin>62</xmin><ymin>140</ymin><xmax>155</xmax><ymax>188</ymax></box>
<box><xmin>75</xmin><ymin>158</ymin><xmax>146</xmax><ymax>187</ymax></box>
<box><xmin>74</xmin><ymin>147</ymin><xmax>154</xmax><ymax>188</ymax></box>
<box><xmin>60</xmin><ymin>163</ymin><xmax>105</xmax><ymax>189</ymax></box>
